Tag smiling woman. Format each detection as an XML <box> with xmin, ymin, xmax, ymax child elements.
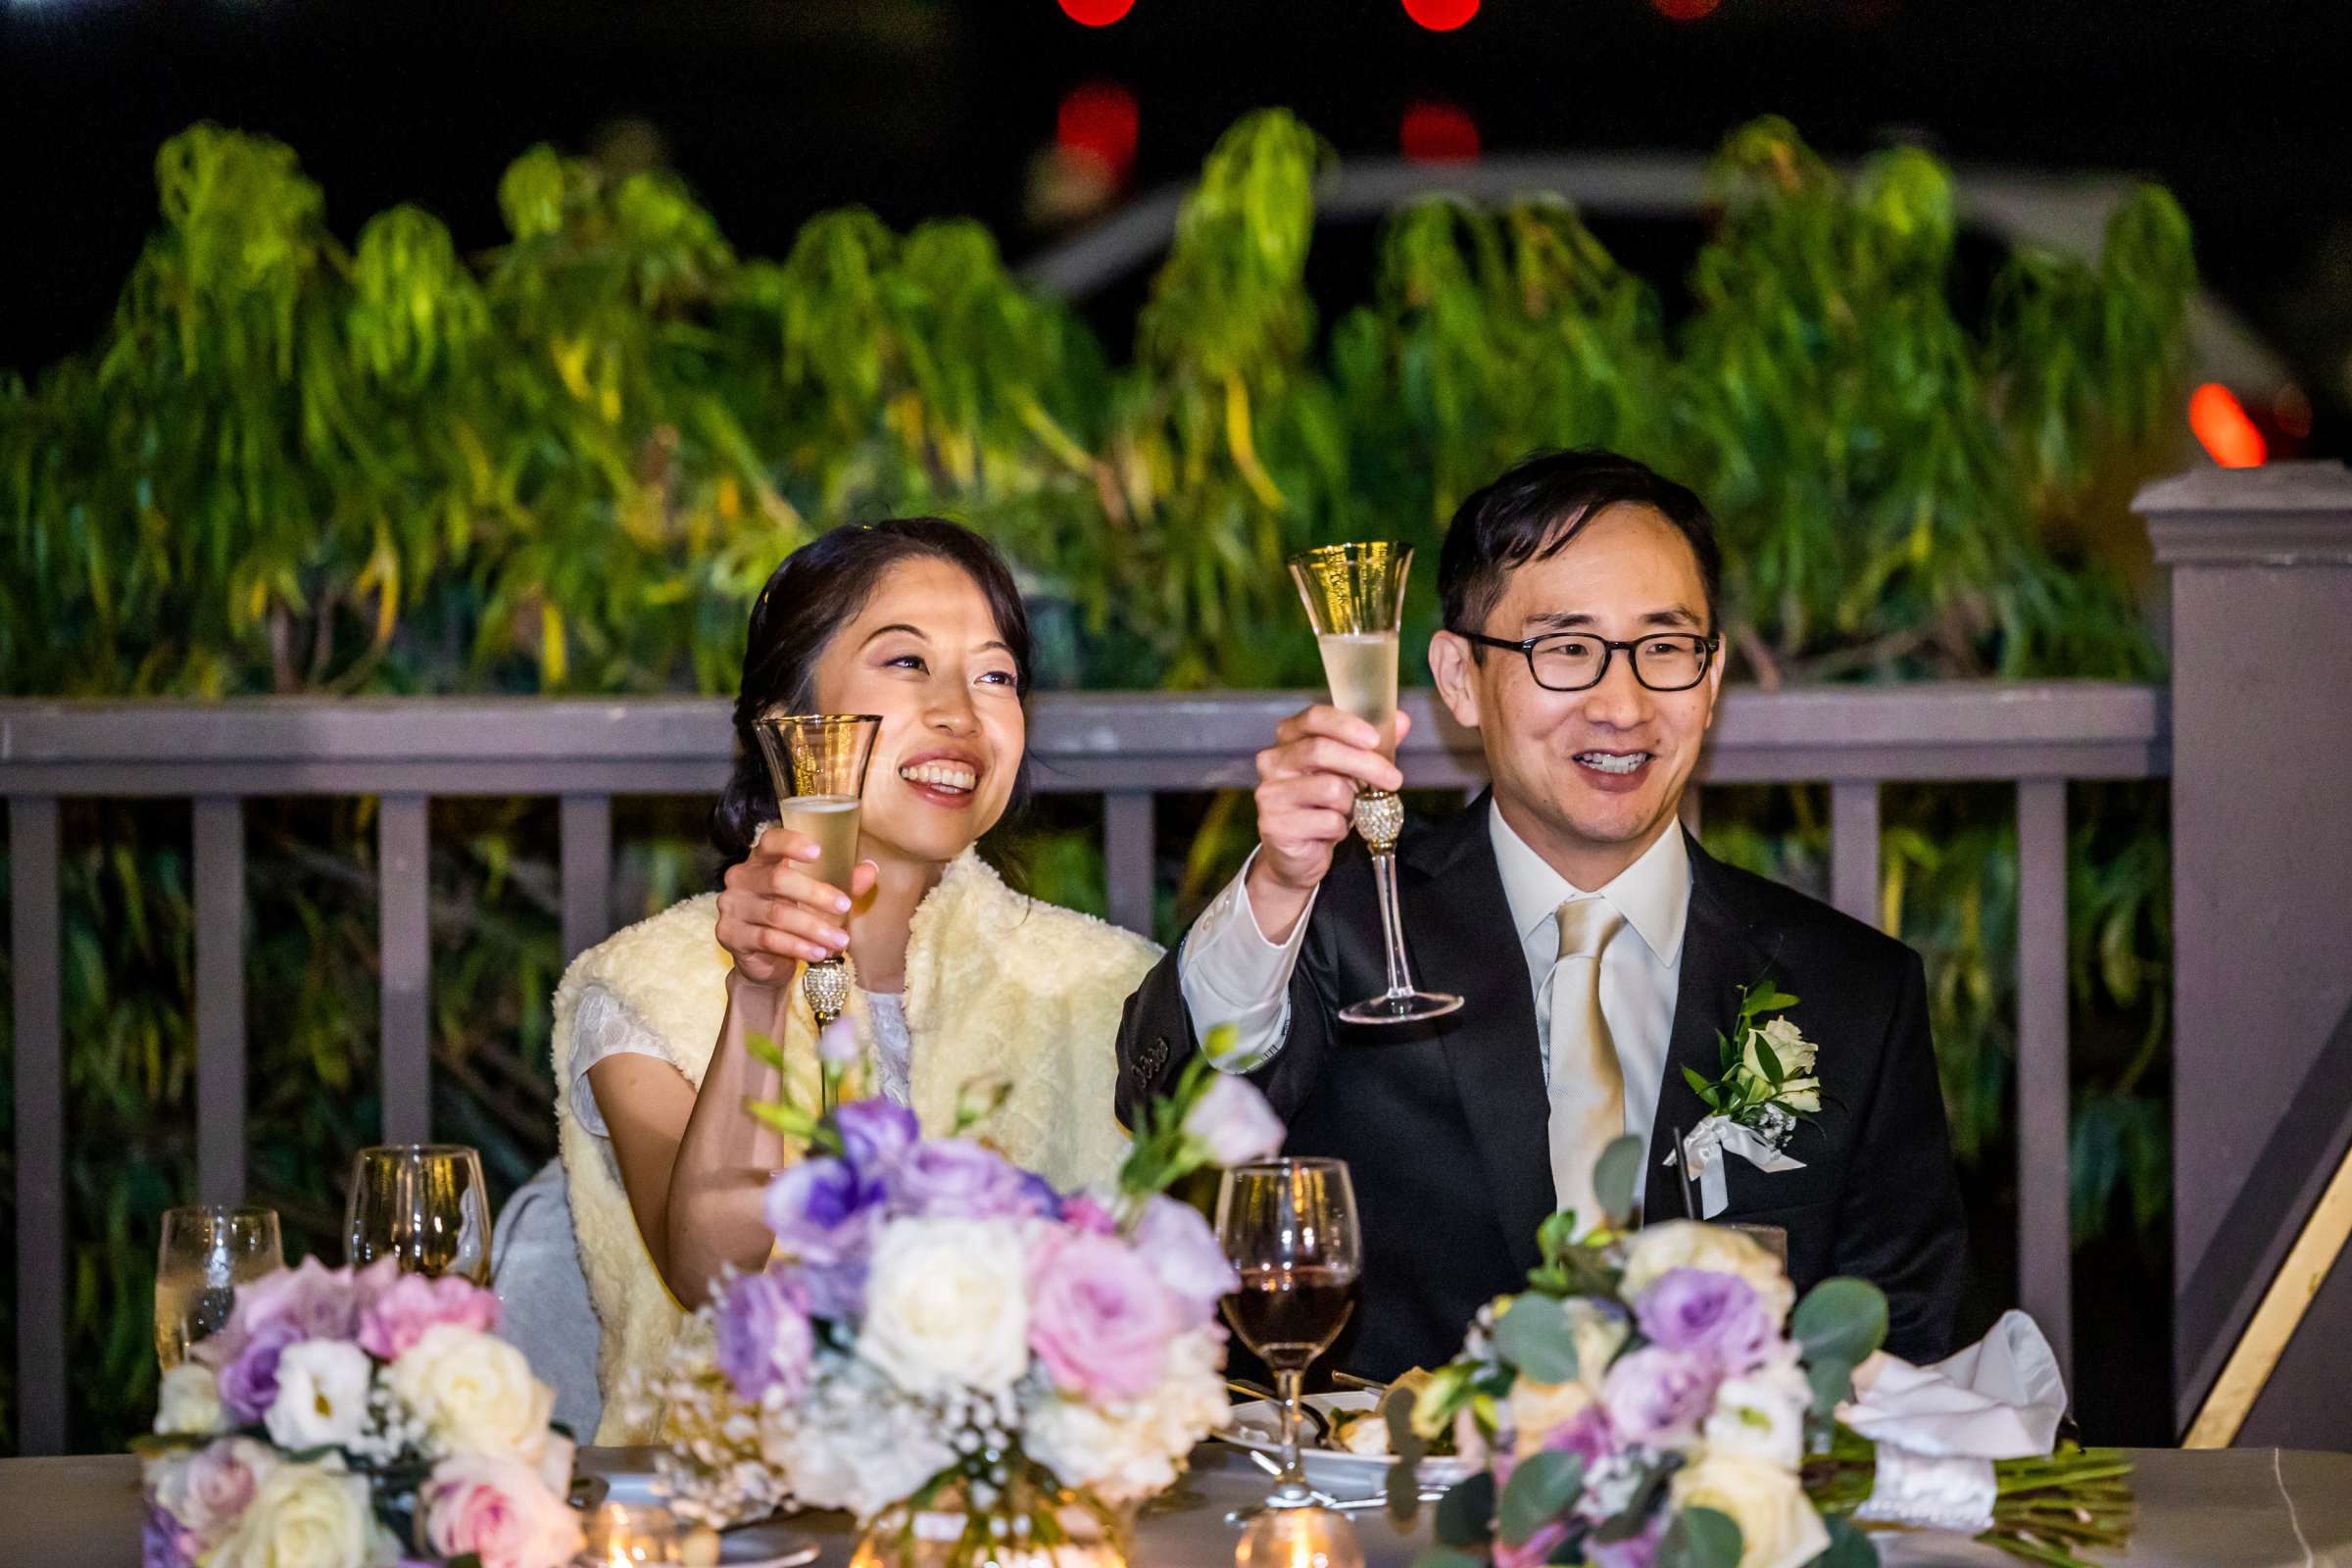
<box><xmin>548</xmin><ymin>518</ymin><xmax>1163</xmax><ymax>1444</ymax></box>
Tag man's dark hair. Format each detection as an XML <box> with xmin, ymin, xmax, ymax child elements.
<box><xmin>1437</xmin><ymin>449</ymin><xmax>1724</xmax><ymax>641</ymax></box>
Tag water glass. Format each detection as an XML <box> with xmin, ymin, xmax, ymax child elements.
<box><xmin>155</xmin><ymin>1204</ymin><xmax>282</xmax><ymax>1368</ymax></box>
<box><xmin>345</xmin><ymin>1144</ymin><xmax>493</xmax><ymax>1284</ymax></box>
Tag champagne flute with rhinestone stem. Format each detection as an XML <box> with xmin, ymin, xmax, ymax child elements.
<box><xmin>755</xmin><ymin>712</ymin><xmax>882</xmax><ymax>1108</ymax></box>
<box><xmin>1288</xmin><ymin>542</ymin><xmax>1463</xmax><ymax>1024</ymax></box>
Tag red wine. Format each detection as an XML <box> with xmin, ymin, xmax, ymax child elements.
<box><xmin>1223</xmin><ymin>1264</ymin><xmax>1360</xmax><ymax>1371</ymax></box>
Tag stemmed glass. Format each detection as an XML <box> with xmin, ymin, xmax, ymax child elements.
<box><xmin>155</xmin><ymin>1204</ymin><xmax>283</xmax><ymax>1367</ymax></box>
<box><xmin>1288</xmin><ymin>542</ymin><xmax>1463</xmax><ymax>1024</ymax></box>
<box><xmin>345</xmin><ymin>1144</ymin><xmax>493</xmax><ymax>1284</ymax></box>
<box><xmin>754</xmin><ymin>712</ymin><xmax>883</xmax><ymax>1061</ymax></box>
<box><xmin>1216</xmin><ymin>1157</ymin><xmax>1364</xmax><ymax>1511</ymax></box>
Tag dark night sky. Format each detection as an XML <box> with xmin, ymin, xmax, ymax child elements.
<box><xmin>6</xmin><ymin>0</ymin><xmax>2350</xmax><ymax>450</ymax></box>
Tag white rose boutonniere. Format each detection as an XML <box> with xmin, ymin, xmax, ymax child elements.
<box><xmin>1665</xmin><ymin>977</ymin><xmax>1821</xmax><ymax>1217</ymax></box>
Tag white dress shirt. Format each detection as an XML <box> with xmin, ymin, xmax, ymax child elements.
<box><xmin>1179</xmin><ymin>802</ymin><xmax>1692</xmax><ymax>1173</ymax></box>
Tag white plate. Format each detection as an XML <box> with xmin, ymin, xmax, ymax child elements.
<box><xmin>1220</xmin><ymin>1393</ymin><xmax>1473</xmax><ymax>1500</ymax></box>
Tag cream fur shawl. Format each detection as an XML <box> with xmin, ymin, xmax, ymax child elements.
<box><xmin>550</xmin><ymin>849</ymin><xmax>1159</xmax><ymax>1445</ymax></box>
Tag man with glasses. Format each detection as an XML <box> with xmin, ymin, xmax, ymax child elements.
<box><xmin>1115</xmin><ymin>448</ymin><xmax>1966</xmax><ymax>1377</ymax></box>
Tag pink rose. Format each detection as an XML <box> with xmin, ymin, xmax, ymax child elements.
<box><xmin>417</xmin><ymin>1454</ymin><xmax>585</xmax><ymax>1568</ymax></box>
<box><xmin>151</xmin><ymin>1438</ymin><xmax>277</xmax><ymax>1549</ymax></box>
<box><xmin>359</xmin><ymin>1272</ymin><xmax>501</xmax><ymax>1361</ymax></box>
<box><xmin>1132</xmin><ymin>1196</ymin><xmax>1238</xmax><ymax>1318</ymax></box>
<box><xmin>1028</xmin><ymin>1229</ymin><xmax>1177</xmax><ymax>1401</ymax></box>
<box><xmin>1182</xmin><ymin>1075</ymin><xmax>1285</xmax><ymax>1166</ymax></box>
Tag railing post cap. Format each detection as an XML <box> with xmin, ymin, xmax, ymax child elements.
<box><xmin>2138</xmin><ymin>462</ymin><xmax>2352</xmax><ymax>565</ymax></box>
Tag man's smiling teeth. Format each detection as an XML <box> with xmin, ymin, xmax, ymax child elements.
<box><xmin>899</xmin><ymin>762</ymin><xmax>977</xmax><ymax>792</ymax></box>
<box><xmin>1577</xmin><ymin>751</ymin><xmax>1649</xmax><ymax>775</ymax></box>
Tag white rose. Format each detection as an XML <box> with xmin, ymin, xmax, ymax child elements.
<box><xmin>210</xmin><ymin>1461</ymin><xmax>375</xmax><ymax>1568</ymax></box>
<box><xmin>1671</xmin><ymin>1453</ymin><xmax>1830</xmax><ymax>1568</ymax></box>
<box><xmin>1779</xmin><ymin>1078</ymin><xmax>1822</xmax><ymax>1114</ymax></box>
<box><xmin>857</xmin><ymin>1218</ymin><xmax>1030</xmax><ymax>1396</ymax></box>
<box><xmin>1566</xmin><ymin>1298</ymin><xmax>1632</xmax><ymax>1396</ymax></box>
<box><xmin>768</xmin><ymin>1357</ymin><xmax>957</xmax><ymax>1518</ymax></box>
<box><xmin>1620</xmin><ymin>1221</ymin><xmax>1795</xmax><ymax>1325</ymax></box>
<box><xmin>265</xmin><ymin>1340</ymin><xmax>374</xmax><ymax>1452</ymax></box>
<box><xmin>1182</xmin><ymin>1074</ymin><xmax>1285</xmax><ymax>1166</ymax></box>
<box><xmin>156</xmin><ymin>1360</ymin><xmax>227</xmax><ymax>1437</ymax></box>
<box><xmin>1506</xmin><ymin>1380</ymin><xmax>1592</xmax><ymax>1456</ymax></box>
<box><xmin>1702</xmin><ymin>1361</ymin><xmax>1813</xmax><ymax>1472</ymax></box>
<box><xmin>1023</xmin><ymin>1328</ymin><xmax>1227</xmax><ymax>1505</ymax></box>
<box><xmin>387</xmin><ymin>1324</ymin><xmax>554</xmax><ymax>1460</ymax></box>
<box><xmin>1756</xmin><ymin>1017</ymin><xmax>1817</xmax><ymax>1074</ymax></box>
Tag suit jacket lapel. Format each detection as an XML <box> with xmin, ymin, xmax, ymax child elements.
<box><xmin>1643</xmin><ymin>834</ymin><xmax>1772</xmax><ymax>1224</ymax></box>
<box><xmin>1396</xmin><ymin>795</ymin><xmax>1553</xmax><ymax>1277</ymax></box>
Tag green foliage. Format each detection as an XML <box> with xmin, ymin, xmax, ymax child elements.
<box><xmin>0</xmin><ymin>110</ymin><xmax>2191</xmax><ymax>1450</ymax></box>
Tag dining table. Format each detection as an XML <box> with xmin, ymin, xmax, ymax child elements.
<box><xmin>8</xmin><ymin>1441</ymin><xmax>2347</xmax><ymax>1567</ymax></box>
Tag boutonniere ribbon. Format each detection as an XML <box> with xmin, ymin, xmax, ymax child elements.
<box><xmin>1664</xmin><ymin>1113</ymin><xmax>1807</xmax><ymax>1218</ymax></box>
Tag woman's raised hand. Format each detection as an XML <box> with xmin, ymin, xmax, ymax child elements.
<box><xmin>715</xmin><ymin>824</ymin><xmax>881</xmax><ymax>985</ymax></box>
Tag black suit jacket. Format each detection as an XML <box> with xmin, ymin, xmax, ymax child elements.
<box><xmin>1116</xmin><ymin>795</ymin><xmax>1967</xmax><ymax>1379</ymax></box>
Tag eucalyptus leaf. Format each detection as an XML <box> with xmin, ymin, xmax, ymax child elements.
<box><xmin>1494</xmin><ymin>1294</ymin><xmax>1581</xmax><ymax>1385</ymax></box>
<box><xmin>1498</xmin><ymin>1450</ymin><xmax>1585</xmax><ymax>1545</ymax></box>
<box><xmin>1434</xmin><ymin>1472</ymin><xmax>1497</xmax><ymax>1548</ymax></box>
<box><xmin>1592</xmin><ymin>1134</ymin><xmax>1644</xmax><ymax>1228</ymax></box>
<box><xmin>1656</xmin><ymin>1506</ymin><xmax>1744</xmax><ymax>1568</ymax></box>
<box><xmin>1792</xmin><ymin>1278</ymin><xmax>1890</xmax><ymax>1368</ymax></box>
<box><xmin>1812</xmin><ymin>1515</ymin><xmax>1879</xmax><ymax>1568</ymax></box>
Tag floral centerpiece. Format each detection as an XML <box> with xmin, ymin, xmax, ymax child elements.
<box><xmin>1396</xmin><ymin>1141</ymin><xmax>2132</xmax><ymax>1568</ymax></box>
<box><xmin>637</xmin><ymin>1026</ymin><xmax>1284</xmax><ymax>1568</ymax></box>
<box><xmin>139</xmin><ymin>1259</ymin><xmax>583</xmax><ymax>1568</ymax></box>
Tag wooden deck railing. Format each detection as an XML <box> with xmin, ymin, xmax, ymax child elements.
<box><xmin>1</xmin><ymin>680</ymin><xmax>2169</xmax><ymax>1451</ymax></box>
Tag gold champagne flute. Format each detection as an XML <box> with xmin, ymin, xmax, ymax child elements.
<box><xmin>1288</xmin><ymin>542</ymin><xmax>1464</xmax><ymax>1024</ymax></box>
<box><xmin>345</xmin><ymin>1144</ymin><xmax>492</xmax><ymax>1284</ymax></box>
<box><xmin>155</xmin><ymin>1204</ymin><xmax>282</xmax><ymax>1368</ymax></box>
<box><xmin>753</xmin><ymin>711</ymin><xmax>883</xmax><ymax>1047</ymax></box>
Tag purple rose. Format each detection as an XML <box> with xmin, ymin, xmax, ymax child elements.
<box><xmin>834</xmin><ymin>1100</ymin><xmax>920</xmax><ymax>1180</ymax></box>
<box><xmin>215</xmin><ymin>1317</ymin><xmax>301</xmax><ymax>1425</ymax></box>
<box><xmin>714</xmin><ymin>1269</ymin><xmax>814</xmax><ymax>1404</ymax></box>
<box><xmin>1012</xmin><ymin>1170</ymin><xmax>1064</xmax><ymax>1220</ymax></box>
<box><xmin>1028</xmin><ymin>1228</ymin><xmax>1178</xmax><ymax>1401</ymax></box>
<box><xmin>141</xmin><ymin>1500</ymin><xmax>197</xmax><ymax>1568</ymax></box>
<box><xmin>1543</xmin><ymin>1402</ymin><xmax>1620</xmax><ymax>1472</ymax></box>
<box><xmin>1634</xmin><ymin>1268</ymin><xmax>1776</xmax><ymax>1376</ymax></box>
<box><xmin>1059</xmin><ymin>1195</ymin><xmax>1120</xmax><ymax>1236</ymax></box>
<box><xmin>1600</xmin><ymin>1347</ymin><xmax>1716</xmax><ymax>1449</ymax></box>
<box><xmin>888</xmin><ymin>1139</ymin><xmax>1035</xmax><ymax>1221</ymax></box>
<box><xmin>230</xmin><ymin>1255</ymin><xmax>358</xmax><ymax>1342</ymax></box>
<box><xmin>1132</xmin><ymin>1196</ymin><xmax>1238</xmax><ymax>1318</ymax></box>
<box><xmin>764</xmin><ymin>1156</ymin><xmax>877</xmax><ymax>1264</ymax></box>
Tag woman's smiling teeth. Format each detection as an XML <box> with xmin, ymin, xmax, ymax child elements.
<box><xmin>1576</xmin><ymin>750</ymin><xmax>1651</xmax><ymax>775</ymax></box>
<box><xmin>899</xmin><ymin>761</ymin><xmax>977</xmax><ymax>793</ymax></box>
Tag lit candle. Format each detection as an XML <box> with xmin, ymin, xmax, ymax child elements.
<box><xmin>580</xmin><ymin>1500</ymin><xmax>684</xmax><ymax>1566</ymax></box>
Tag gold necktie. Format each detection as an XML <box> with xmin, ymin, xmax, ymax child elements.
<box><xmin>1547</xmin><ymin>897</ymin><xmax>1627</xmax><ymax>1227</ymax></box>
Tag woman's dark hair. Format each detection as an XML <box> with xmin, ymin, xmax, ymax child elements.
<box><xmin>1438</xmin><ymin>449</ymin><xmax>1724</xmax><ymax>640</ymax></box>
<box><xmin>711</xmin><ymin>517</ymin><xmax>1033</xmax><ymax>866</ymax></box>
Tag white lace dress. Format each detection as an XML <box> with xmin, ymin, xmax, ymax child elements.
<box><xmin>564</xmin><ymin>982</ymin><xmax>915</xmax><ymax>1138</ymax></box>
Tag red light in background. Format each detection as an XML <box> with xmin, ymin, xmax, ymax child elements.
<box><xmin>1056</xmin><ymin>82</ymin><xmax>1139</xmax><ymax>181</ymax></box>
<box><xmin>1056</xmin><ymin>0</ymin><xmax>1135</xmax><ymax>25</ymax></box>
<box><xmin>1651</xmin><ymin>0</ymin><xmax>1721</xmax><ymax>17</ymax></box>
<box><xmin>1400</xmin><ymin>101</ymin><xmax>1482</xmax><ymax>165</ymax></box>
<box><xmin>2189</xmin><ymin>383</ymin><xmax>2267</xmax><ymax>469</ymax></box>
<box><xmin>1402</xmin><ymin>0</ymin><xmax>1480</xmax><ymax>31</ymax></box>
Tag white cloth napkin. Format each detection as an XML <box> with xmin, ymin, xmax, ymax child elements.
<box><xmin>1838</xmin><ymin>1310</ymin><xmax>2070</xmax><ymax>1532</ymax></box>
<box><xmin>1664</xmin><ymin>1115</ymin><xmax>1805</xmax><ymax>1218</ymax></box>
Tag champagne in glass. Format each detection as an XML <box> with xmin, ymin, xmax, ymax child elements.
<box><xmin>775</xmin><ymin>794</ymin><xmax>862</xmax><ymax>893</ymax></box>
<box><xmin>345</xmin><ymin>1144</ymin><xmax>492</xmax><ymax>1285</ymax></box>
<box><xmin>753</xmin><ymin>712</ymin><xmax>884</xmax><ymax>1038</ymax></box>
<box><xmin>1288</xmin><ymin>543</ymin><xmax>1463</xmax><ymax>1025</ymax></box>
<box><xmin>1216</xmin><ymin>1157</ymin><xmax>1363</xmax><ymax>1511</ymax></box>
<box><xmin>156</xmin><ymin>1205</ymin><xmax>282</xmax><ymax>1368</ymax></box>
<box><xmin>1314</xmin><ymin>631</ymin><xmax>1400</xmax><ymax>750</ymax></box>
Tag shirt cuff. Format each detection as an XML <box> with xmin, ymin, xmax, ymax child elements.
<box><xmin>1177</xmin><ymin>849</ymin><xmax>1316</xmax><ymax>1072</ymax></box>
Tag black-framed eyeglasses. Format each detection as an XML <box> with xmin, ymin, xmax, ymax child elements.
<box><xmin>1451</xmin><ymin>628</ymin><xmax>1722</xmax><ymax>693</ymax></box>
